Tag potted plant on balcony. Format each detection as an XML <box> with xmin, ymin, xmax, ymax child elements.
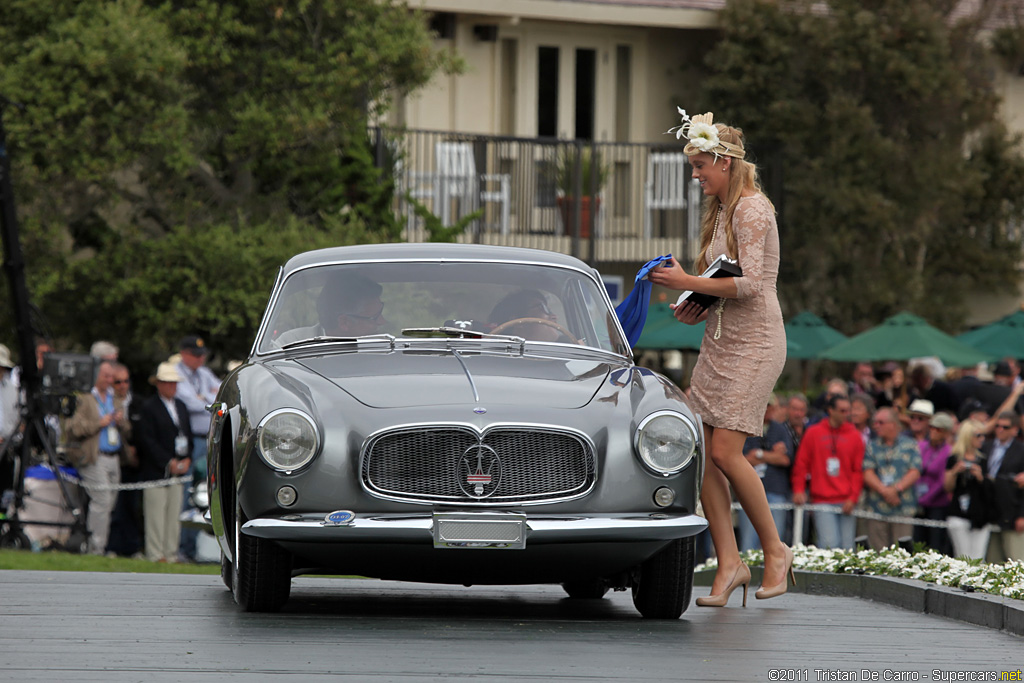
<box><xmin>552</xmin><ymin>146</ymin><xmax>608</xmax><ymax>238</ymax></box>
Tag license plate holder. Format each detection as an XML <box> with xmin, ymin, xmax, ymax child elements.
<box><xmin>432</xmin><ymin>512</ymin><xmax>527</xmax><ymax>550</ymax></box>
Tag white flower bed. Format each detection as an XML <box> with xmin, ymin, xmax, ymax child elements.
<box><xmin>696</xmin><ymin>545</ymin><xmax>1024</xmax><ymax>600</ymax></box>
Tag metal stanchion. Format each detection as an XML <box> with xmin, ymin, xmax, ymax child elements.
<box><xmin>793</xmin><ymin>504</ymin><xmax>805</xmax><ymax>546</ymax></box>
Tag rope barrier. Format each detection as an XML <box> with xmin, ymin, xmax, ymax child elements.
<box><xmin>729</xmin><ymin>500</ymin><xmax>1001</xmax><ymax>534</ymax></box>
<box><xmin>51</xmin><ymin>467</ymin><xmax>192</xmax><ymax>492</ymax></box>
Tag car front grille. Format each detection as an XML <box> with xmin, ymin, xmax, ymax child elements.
<box><xmin>361</xmin><ymin>426</ymin><xmax>597</xmax><ymax>505</ymax></box>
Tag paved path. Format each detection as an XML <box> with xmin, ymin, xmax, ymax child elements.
<box><xmin>0</xmin><ymin>571</ymin><xmax>1020</xmax><ymax>682</ymax></box>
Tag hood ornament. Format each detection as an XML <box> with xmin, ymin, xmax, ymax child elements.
<box><xmin>459</xmin><ymin>444</ymin><xmax>502</xmax><ymax>498</ymax></box>
<box><xmin>473</xmin><ymin>406</ymin><xmax>487</xmax><ymax>414</ymax></box>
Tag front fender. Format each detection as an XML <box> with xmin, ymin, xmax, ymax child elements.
<box><xmin>209</xmin><ymin>403</ymin><xmax>242</xmax><ymax>561</ymax></box>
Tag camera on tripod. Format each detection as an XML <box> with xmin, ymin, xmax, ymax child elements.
<box><xmin>38</xmin><ymin>353</ymin><xmax>95</xmax><ymax>416</ymax></box>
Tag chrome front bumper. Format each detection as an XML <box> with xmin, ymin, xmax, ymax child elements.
<box><xmin>243</xmin><ymin>511</ymin><xmax>707</xmax><ymax>549</ymax></box>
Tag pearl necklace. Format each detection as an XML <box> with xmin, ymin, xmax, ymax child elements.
<box><xmin>709</xmin><ymin>205</ymin><xmax>725</xmax><ymax>340</ymax></box>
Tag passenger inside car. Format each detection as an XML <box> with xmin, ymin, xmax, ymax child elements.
<box><xmin>273</xmin><ymin>272</ymin><xmax>386</xmax><ymax>346</ymax></box>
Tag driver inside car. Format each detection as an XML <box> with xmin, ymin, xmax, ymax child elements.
<box><xmin>488</xmin><ymin>289</ymin><xmax>567</xmax><ymax>343</ymax></box>
<box><xmin>274</xmin><ymin>271</ymin><xmax>387</xmax><ymax>346</ymax></box>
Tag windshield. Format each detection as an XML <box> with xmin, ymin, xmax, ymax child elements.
<box><xmin>257</xmin><ymin>261</ymin><xmax>627</xmax><ymax>355</ymax></box>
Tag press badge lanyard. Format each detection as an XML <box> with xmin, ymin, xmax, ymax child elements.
<box><xmin>163</xmin><ymin>397</ymin><xmax>190</xmax><ymax>457</ymax></box>
<box><xmin>826</xmin><ymin>428</ymin><xmax>842</xmax><ymax>478</ymax></box>
<box><xmin>92</xmin><ymin>387</ymin><xmax>120</xmax><ymax>448</ymax></box>
<box><xmin>754</xmin><ymin>429</ymin><xmax>769</xmax><ymax>478</ymax></box>
<box><xmin>183</xmin><ymin>366</ymin><xmax>206</xmax><ymax>400</ymax></box>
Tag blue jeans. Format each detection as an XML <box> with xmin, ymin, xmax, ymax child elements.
<box><xmin>178</xmin><ymin>436</ymin><xmax>209</xmax><ymax>560</ymax></box>
<box><xmin>737</xmin><ymin>491</ymin><xmax>791</xmax><ymax>551</ymax></box>
<box><xmin>812</xmin><ymin>505</ymin><xmax>856</xmax><ymax>550</ymax></box>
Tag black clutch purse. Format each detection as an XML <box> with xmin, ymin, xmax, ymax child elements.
<box><xmin>674</xmin><ymin>255</ymin><xmax>743</xmax><ymax>313</ymax></box>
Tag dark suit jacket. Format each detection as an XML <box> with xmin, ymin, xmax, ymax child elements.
<box><xmin>137</xmin><ymin>394</ymin><xmax>194</xmax><ymax>482</ymax></box>
<box><xmin>982</xmin><ymin>437</ymin><xmax>1024</xmax><ymax>529</ymax></box>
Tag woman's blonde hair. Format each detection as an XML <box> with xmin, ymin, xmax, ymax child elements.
<box><xmin>951</xmin><ymin>419</ymin><xmax>985</xmax><ymax>459</ymax></box>
<box><xmin>689</xmin><ymin>123</ymin><xmax>772</xmax><ymax>272</ymax></box>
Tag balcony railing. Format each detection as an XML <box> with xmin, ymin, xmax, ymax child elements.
<box><xmin>373</xmin><ymin>128</ymin><xmax>705</xmax><ymax>265</ymax></box>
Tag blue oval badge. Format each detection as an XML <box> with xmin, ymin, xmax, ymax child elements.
<box><xmin>473</xmin><ymin>406</ymin><xmax>487</xmax><ymax>414</ymax></box>
<box><xmin>324</xmin><ymin>510</ymin><xmax>356</xmax><ymax>527</ymax></box>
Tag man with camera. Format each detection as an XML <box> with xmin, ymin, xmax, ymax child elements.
<box><xmin>64</xmin><ymin>359</ymin><xmax>130</xmax><ymax>555</ymax></box>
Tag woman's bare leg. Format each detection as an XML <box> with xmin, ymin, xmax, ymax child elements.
<box><xmin>705</xmin><ymin>425</ymin><xmax>789</xmax><ymax>589</ymax></box>
<box><xmin>699</xmin><ymin>424</ymin><xmax>743</xmax><ymax>594</ymax></box>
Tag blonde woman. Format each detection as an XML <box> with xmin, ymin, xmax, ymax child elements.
<box><xmin>649</xmin><ymin>111</ymin><xmax>791</xmax><ymax>605</ymax></box>
<box><xmin>943</xmin><ymin>420</ymin><xmax>989</xmax><ymax>560</ymax></box>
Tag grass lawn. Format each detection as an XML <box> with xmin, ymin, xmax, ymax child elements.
<box><xmin>0</xmin><ymin>549</ymin><xmax>221</xmax><ymax>574</ymax></box>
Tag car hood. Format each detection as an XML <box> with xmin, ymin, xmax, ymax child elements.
<box><xmin>292</xmin><ymin>350</ymin><xmax>615</xmax><ymax>409</ymax></box>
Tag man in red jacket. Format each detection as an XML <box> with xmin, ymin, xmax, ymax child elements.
<box><xmin>792</xmin><ymin>394</ymin><xmax>865</xmax><ymax>549</ymax></box>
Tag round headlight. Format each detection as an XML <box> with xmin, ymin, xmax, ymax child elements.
<box><xmin>257</xmin><ymin>409</ymin><xmax>320</xmax><ymax>472</ymax></box>
<box><xmin>635</xmin><ymin>412</ymin><xmax>698</xmax><ymax>475</ymax></box>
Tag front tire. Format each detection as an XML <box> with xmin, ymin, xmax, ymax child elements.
<box><xmin>631</xmin><ymin>536</ymin><xmax>695</xmax><ymax>619</ymax></box>
<box><xmin>232</xmin><ymin>513</ymin><xmax>292</xmax><ymax>612</ymax></box>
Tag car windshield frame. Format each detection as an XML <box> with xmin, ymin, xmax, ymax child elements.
<box><xmin>252</xmin><ymin>257</ymin><xmax>631</xmax><ymax>358</ymax></box>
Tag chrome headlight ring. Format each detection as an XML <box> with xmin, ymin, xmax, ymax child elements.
<box><xmin>633</xmin><ymin>410</ymin><xmax>699</xmax><ymax>476</ymax></box>
<box><xmin>256</xmin><ymin>408</ymin><xmax>321</xmax><ymax>474</ymax></box>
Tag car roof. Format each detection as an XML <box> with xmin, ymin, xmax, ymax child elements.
<box><xmin>282</xmin><ymin>243</ymin><xmax>594</xmax><ymax>276</ymax></box>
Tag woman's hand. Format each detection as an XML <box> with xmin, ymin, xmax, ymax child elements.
<box><xmin>962</xmin><ymin>460</ymin><xmax>983</xmax><ymax>481</ymax></box>
<box><xmin>670</xmin><ymin>300</ymin><xmax>709</xmax><ymax>325</ymax></box>
<box><xmin>646</xmin><ymin>256</ymin><xmax>690</xmax><ymax>290</ymax></box>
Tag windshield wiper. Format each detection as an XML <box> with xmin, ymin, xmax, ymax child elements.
<box><xmin>400</xmin><ymin>327</ymin><xmax>523</xmax><ymax>342</ymax></box>
<box><xmin>278</xmin><ymin>334</ymin><xmax>394</xmax><ymax>350</ymax></box>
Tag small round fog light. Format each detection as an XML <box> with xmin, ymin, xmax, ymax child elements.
<box><xmin>276</xmin><ymin>485</ymin><xmax>298</xmax><ymax>507</ymax></box>
<box><xmin>653</xmin><ymin>486</ymin><xmax>675</xmax><ymax>508</ymax></box>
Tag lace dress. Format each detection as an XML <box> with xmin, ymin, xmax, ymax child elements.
<box><xmin>688</xmin><ymin>193</ymin><xmax>786</xmax><ymax>436</ymax></box>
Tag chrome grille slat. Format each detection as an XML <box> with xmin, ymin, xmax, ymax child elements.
<box><xmin>362</xmin><ymin>426</ymin><xmax>596</xmax><ymax>505</ymax></box>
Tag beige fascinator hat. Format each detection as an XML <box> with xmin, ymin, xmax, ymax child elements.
<box><xmin>667</xmin><ymin>109</ymin><xmax>745</xmax><ymax>160</ymax></box>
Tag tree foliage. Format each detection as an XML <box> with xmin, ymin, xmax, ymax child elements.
<box><xmin>699</xmin><ymin>0</ymin><xmax>1024</xmax><ymax>333</ymax></box>
<box><xmin>0</xmin><ymin>0</ymin><xmax>455</xmax><ymax>366</ymax></box>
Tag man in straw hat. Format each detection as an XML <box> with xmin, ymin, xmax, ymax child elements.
<box><xmin>136</xmin><ymin>361</ymin><xmax>193</xmax><ymax>563</ymax></box>
<box><xmin>904</xmin><ymin>399</ymin><xmax>934</xmax><ymax>442</ymax></box>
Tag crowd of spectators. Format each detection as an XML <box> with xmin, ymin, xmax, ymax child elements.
<box><xmin>733</xmin><ymin>359</ymin><xmax>1024</xmax><ymax>565</ymax></box>
<box><xmin>7</xmin><ymin>336</ymin><xmax>1024</xmax><ymax>566</ymax></box>
<box><xmin>0</xmin><ymin>336</ymin><xmax>221</xmax><ymax>563</ymax></box>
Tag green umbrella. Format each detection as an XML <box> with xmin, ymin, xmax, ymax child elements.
<box><xmin>784</xmin><ymin>311</ymin><xmax>848</xmax><ymax>360</ymax></box>
<box><xmin>956</xmin><ymin>310</ymin><xmax>1024</xmax><ymax>359</ymax></box>
<box><xmin>634</xmin><ymin>303</ymin><xmax>705</xmax><ymax>350</ymax></box>
<box><xmin>820</xmin><ymin>311</ymin><xmax>996</xmax><ymax>366</ymax></box>
<box><xmin>634</xmin><ymin>303</ymin><xmax>804</xmax><ymax>355</ymax></box>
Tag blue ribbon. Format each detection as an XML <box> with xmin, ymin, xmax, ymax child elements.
<box><xmin>614</xmin><ymin>254</ymin><xmax>673</xmax><ymax>347</ymax></box>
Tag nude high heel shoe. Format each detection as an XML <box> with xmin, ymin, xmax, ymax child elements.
<box><xmin>755</xmin><ymin>545</ymin><xmax>796</xmax><ymax>600</ymax></box>
<box><xmin>696</xmin><ymin>562</ymin><xmax>751</xmax><ymax>607</ymax></box>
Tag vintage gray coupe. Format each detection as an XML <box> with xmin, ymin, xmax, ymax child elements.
<box><xmin>207</xmin><ymin>243</ymin><xmax>707</xmax><ymax>618</ymax></box>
